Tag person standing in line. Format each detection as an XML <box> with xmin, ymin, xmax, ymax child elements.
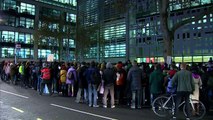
<box><xmin>10</xmin><ymin>62</ymin><xmax>17</xmax><ymax>85</ymax></box>
<box><xmin>24</xmin><ymin>61</ymin><xmax>31</xmax><ymax>88</ymax></box>
<box><xmin>115</xmin><ymin>61</ymin><xmax>126</xmax><ymax>105</ymax></box>
<box><xmin>19</xmin><ymin>62</ymin><xmax>25</xmax><ymax>87</ymax></box>
<box><xmin>171</xmin><ymin>63</ymin><xmax>195</xmax><ymax>120</ymax></box>
<box><xmin>40</xmin><ymin>62</ymin><xmax>52</xmax><ymax>96</ymax></box>
<box><xmin>85</xmin><ymin>61</ymin><xmax>101</xmax><ymax>107</ymax></box>
<box><xmin>190</xmin><ymin>65</ymin><xmax>202</xmax><ymax>115</ymax></box>
<box><xmin>127</xmin><ymin>60</ymin><xmax>143</xmax><ymax>109</ymax></box>
<box><xmin>66</xmin><ymin>63</ymin><xmax>77</xmax><ymax>97</ymax></box>
<box><xmin>102</xmin><ymin>62</ymin><xmax>116</xmax><ymax>108</ymax></box>
<box><xmin>76</xmin><ymin>62</ymin><xmax>88</xmax><ymax>103</ymax></box>
<box><xmin>60</xmin><ymin>64</ymin><xmax>67</xmax><ymax>96</ymax></box>
<box><xmin>149</xmin><ymin>63</ymin><xmax>164</xmax><ymax>104</ymax></box>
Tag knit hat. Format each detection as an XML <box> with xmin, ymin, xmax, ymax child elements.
<box><xmin>106</xmin><ymin>62</ymin><xmax>112</xmax><ymax>69</ymax></box>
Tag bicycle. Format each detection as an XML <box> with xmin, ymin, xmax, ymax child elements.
<box><xmin>152</xmin><ymin>94</ymin><xmax>206</xmax><ymax>120</ymax></box>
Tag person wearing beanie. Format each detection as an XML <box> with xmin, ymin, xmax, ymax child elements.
<box><xmin>127</xmin><ymin>60</ymin><xmax>143</xmax><ymax>109</ymax></box>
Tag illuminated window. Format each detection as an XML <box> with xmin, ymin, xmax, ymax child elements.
<box><xmin>2</xmin><ymin>0</ymin><xmax>16</xmax><ymax>10</ymax></box>
<box><xmin>2</xmin><ymin>31</ymin><xmax>15</xmax><ymax>42</ymax></box>
<box><xmin>66</xmin><ymin>13</ymin><xmax>76</xmax><ymax>22</ymax></box>
<box><xmin>20</xmin><ymin>3</ymin><xmax>35</xmax><ymax>15</ymax></box>
<box><xmin>104</xmin><ymin>44</ymin><xmax>126</xmax><ymax>57</ymax></box>
<box><xmin>174</xmin><ymin>57</ymin><xmax>183</xmax><ymax>63</ymax></box>
<box><xmin>201</xmin><ymin>0</ymin><xmax>211</xmax><ymax>5</ymax></box>
<box><xmin>193</xmin><ymin>56</ymin><xmax>202</xmax><ymax>62</ymax></box>
<box><xmin>1</xmin><ymin>47</ymin><xmax>14</xmax><ymax>58</ymax></box>
<box><xmin>38</xmin><ymin>49</ymin><xmax>51</xmax><ymax>59</ymax></box>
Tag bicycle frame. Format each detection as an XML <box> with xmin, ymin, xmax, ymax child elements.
<box><xmin>162</xmin><ymin>94</ymin><xmax>175</xmax><ymax>110</ymax></box>
<box><xmin>162</xmin><ymin>94</ymin><xmax>196</xmax><ymax>111</ymax></box>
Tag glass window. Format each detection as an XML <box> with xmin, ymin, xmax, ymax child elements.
<box><xmin>19</xmin><ymin>17</ymin><xmax>25</xmax><ymax>27</ymax></box>
<box><xmin>69</xmin><ymin>39</ymin><xmax>75</xmax><ymax>47</ymax></box>
<box><xmin>66</xmin><ymin>13</ymin><xmax>76</xmax><ymax>22</ymax></box>
<box><xmin>193</xmin><ymin>56</ymin><xmax>202</xmax><ymax>62</ymax></box>
<box><xmin>183</xmin><ymin>56</ymin><xmax>192</xmax><ymax>62</ymax></box>
<box><xmin>38</xmin><ymin>49</ymin><xmax>51</xmax><ymax>59</ymax></box>
<box><xmin>2</xmin><ymin>0</ymin><xmax>16</xmax><ymax>10</ymax></box>
<box><xmin>201</xmin><ymin>0</ymin><xmax>211</xmax><ymax>5</ymax></box>
<box><xmin>20</xmin><ymin>3</ymin><xmax>35</xmax><ymax>15</ymax></box>
<box><xmin>203</xmin><ymin>56</ymin><xmax>212</xmax><ymax>62</ymax></box>
<box><xmin>2</xmin><ymin>31</ymin><xmax>15</xmax><ymax>42</ymax></box>
<box><xmin>18</xmin><ymin>48</ymin><xmax>33</xmax><ymax>58</ymax></box>
<box><xmin>104</xmin><ymin>44</ymin><xmax>126</xmax><ymax>57</ymax></box>
<box><xmin>1</xmin><ymin>47</ymin><xmax>14</xmax><ymax>58</ymax></box>
<box><xmin>26</xmin><ymin>19</ymin><xmax>34</xmax><ymax>29</ymax></box>
<box><xmin>5</xmin><ymin>16</ymin><xmax>16</xmax><ymax>26</ymax></box>
<box><xmin>63</xmin><ymin>38</ymin><xmax>68</xmax><ymax>46</ymax></box>
<box><xmin>19</xmin><ymin>17</ymin><xmax>34</xmax><ymax>28</ymax></box>
<box><xmin>174</xmin><ymin>57</ymin><xmax>183</xmax><ymax>62</ymax></box>
<box><xmin>26</xmin><ymin>34</ymin><xmax>33</xmax><ymax>44</ymax></box>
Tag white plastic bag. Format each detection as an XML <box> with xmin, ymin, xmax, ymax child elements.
<box><xmin>44</xmin><ymin>84</ymin><xmax>49</xmax><ymax>94</ymax></box>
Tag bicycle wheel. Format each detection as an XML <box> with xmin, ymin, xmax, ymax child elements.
<box><xmin>152</xmin><ymin>96</ymin><xmax>171</xmax><ymax>117</ymax></box>
<box><xmin>183</xmin><ymin>99</ymin><xmax>206</xmax><ymax>120</ymax></box>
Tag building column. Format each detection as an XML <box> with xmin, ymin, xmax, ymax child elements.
<box><xmin>34</xmin><ymin>4</ymin><xmax>40</xmax><ymax>61</ymax></box>
<box><xmin>125</xmin><ymin>7</ymin><xmax>130</xmax><ymax>61</ymax></box>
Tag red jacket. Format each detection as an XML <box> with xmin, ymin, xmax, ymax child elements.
<box><xmin>41</xmin><ymin>67</ymin><xmax>51</xmax><ymax>80</ymax></box>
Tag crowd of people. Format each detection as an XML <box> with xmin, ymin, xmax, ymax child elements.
<box><xmin>0</xmin><ymin>58</ymin><xmax>213</xmax><ymax>118</ymax></box>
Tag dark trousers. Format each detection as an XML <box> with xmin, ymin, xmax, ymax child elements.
<box><xmin>174</xmin><ymin>91</ymin><xmax>190</xmax><ymax>118</ymax></box>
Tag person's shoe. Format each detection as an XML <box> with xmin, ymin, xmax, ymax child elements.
<box><xmin>103</xmin><ymin>105</ymin><xmax>107</xmax><ymax>108</ymax></box>
<box><xmin>138</xmin><ymin>106</ymin><xmax>141</xmax><ymax>109</ymax></box>
<box><xmin>89</xmin><ymin>104</ymin><xmax>92</xmax><ymax>107</ymax></box>
<box><xmin>75</xmin><ymin>100</ymin><xmax>80</xmax><ymax>103</ymax></box>
<box><xmin>170</xmin><ymin>116</ymin><xmax>176</xmax><ymax>120</ymax></box>
<box><xmin>131</xmin><ymin>105</ymin><xmax>135</xmax><ymax>109</ymax></box>
<box><xmin>93</xmin><ymin>105</ymin><xmax>99</xmax><ymax>108</ymax></box>
<box><xmin>186</xmin><ymin>118</ymin><xmax>190</xmax><ymax>120</ymax></box>
<box><xmin>111</xmin><ymin>105</ymin><xmax>115</xmax><ymax>108</ymax></box>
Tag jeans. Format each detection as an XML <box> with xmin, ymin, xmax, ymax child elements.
<box><xmin>131</xmin><ymin>89</ymin><xmax>142</xmax><ymax>107</ymax></box>
<box><xmin>37</xmin><ymin>75</ymin><xmax>42</xmax><ymax>92</ymax></box>
<box><xmin>52</xmin><ymin>78</ymin><xmax>57</xmax><ymax>93</ymax></box>
<box><xmin>174</xmin><ymin>91</ymin><xmax>190</xmax><ymax>118</ymax></box>
<box><xmin>10</xmin><ymin>75</ymin><xmax>17</xmax><ymax>84</ymax></box>
<box><xmin>88</xmin><ymin>83</ymin><xmax>98</xmax><ymax>106</ymax></box>
<box><xmin>76</xmin><ymin>88</ymin><xmax>88</xmax><ymax>103</ymax></box>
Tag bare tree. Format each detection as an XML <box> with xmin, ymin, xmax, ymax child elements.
<box><xmin>159</xmin><ymin>0</ymin><xmax>213</xmax><ymax>59</ymax></box>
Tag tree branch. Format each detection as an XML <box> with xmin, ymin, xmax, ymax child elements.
<box><xmin>171</xmin><ymin>5</ymin><xmax>213</xmax><ymax>33</ymax></box>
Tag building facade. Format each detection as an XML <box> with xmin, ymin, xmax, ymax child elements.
<box><xmin>77</xmin><ymin>0</ymin><xmax>127</xmax><ymax>62</ymax></box>
<box><xmin>0</xmin><ymin>0</ymin><xmax>77</xmax><ymax>62</ymax></box>
<box><xmin>77</xmin><ymin>0</ymin><xmax>213</xmax><ymax>63</ymax></box>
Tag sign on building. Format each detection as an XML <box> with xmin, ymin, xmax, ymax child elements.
<box><xmin>47</xmin><ymin>54</ymin><xmax>54</xmax><ymax>62</ymax></box>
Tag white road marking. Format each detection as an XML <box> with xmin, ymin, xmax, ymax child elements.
<box><xmin>0</xmin><ymin>89</ymin><xmax>29</xmax><ymax>99</ymax></box>
<box><xmin>50</xmin><ymin>103</ymin><xmax>118</xmax><ymax>120</ymax></box>
<box><xmin>11</xmin><ymin>107</ymin><xmax>24</xmax><ymax>113</ymax></box>
<box><xmin>37</xmin><ymin>118</ymin><xmax>42</xmax><ymax>120</ymax></box>
<box><xmin>0</xmin><ymin>101</ymin><xmax>3</xmax><ymax>104</ymax></box>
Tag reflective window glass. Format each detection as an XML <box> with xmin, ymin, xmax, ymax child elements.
<box><xmin>20</xmin><ymin>3</ymin><xmax>35</xmax><ymax>15</ymax></box>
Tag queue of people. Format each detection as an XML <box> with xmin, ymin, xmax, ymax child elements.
<box><xmin>0</xmin><ymin>58</ymin><xmax>213</xmax><ymax>117</ymax></box>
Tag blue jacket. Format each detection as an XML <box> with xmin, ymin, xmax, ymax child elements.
<box><xmin>85</xmin><ymin>67</ymin><xmax>100</xmax><ymax>85</ymax></box>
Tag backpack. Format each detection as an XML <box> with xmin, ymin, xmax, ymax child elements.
<box><xmin>116</xmin><ymin>72</ymin><xmax>124</xmax><ymax>86</ymax></box>
<box><xmin>91</xmin><ymin>69</ymin><xmax>101</xmax><ymax>84</ymax></box>
<box><xmin>68</xmin><ymin>71</ymin><xmax>74</xmax><ymax>80</ymax></box>
<box><xmin>166</xmin><ymin>77</ymin><xmax>176</xmax><ymax>94</ymax></box>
